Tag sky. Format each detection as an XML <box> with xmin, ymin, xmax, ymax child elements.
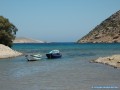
<box><xmin>0</xmin><ymin>0</ymin><xmax>120</xmax><ymax>42</ymax></box>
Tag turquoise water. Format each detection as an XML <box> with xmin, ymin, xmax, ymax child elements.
<box><xmin>0</xmin><ymin>43</ymin><xmax>120</xmax><ymax>90</ymax></box>
<box><xmin>13</xmin><ymin>43</ymin><xmax>120</xmax><ymax>58</ymax></box>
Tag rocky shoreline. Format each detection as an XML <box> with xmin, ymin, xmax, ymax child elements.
<box><xmin>91</xmin><ymin>55</ymin><xmax>120</xmax><ymax>68</ymax></box>
<box><xmin>1</xmin><ymin>43</ymin><xmax>120</xmax><ymax>69</ymax></box>
<box><xmin>0</xmin><ymin>44</ymin><xmax>22</xmax><ymax>59</ymax></box>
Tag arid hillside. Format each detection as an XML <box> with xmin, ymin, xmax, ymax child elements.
<box><xmin>77</xmin><ymin>10</ymin><xmax>120</xmax><ymax>43</ymax></box>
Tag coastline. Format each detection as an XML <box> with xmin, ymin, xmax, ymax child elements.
<box><xmin>91</xmin><ymin>55</ymin><xmax>120</xmax><ymax>68</ymax></box>
<box><xmin>13</xmin><ymin>37</ymin><xmax>46</xmax><ymax>43</ymax></box>
<box><xmin>1</xmin><ymin>42</ymin><xmax>120</xmax><ymax>70</ymax></box>
<box><xmin>0</xmin><ymin>44</ymin><xmax>22</xmax><ymax>59</ymax></box>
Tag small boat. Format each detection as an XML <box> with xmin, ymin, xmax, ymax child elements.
<box><xmin>25</xmin><ymin>54</ymin><xmax>42</xmax><ymax>61</ymax></box>
<box><xmin>46</xmin><ymin>50</ymin><xmax>62</xmax><ymax>59</ymax></box>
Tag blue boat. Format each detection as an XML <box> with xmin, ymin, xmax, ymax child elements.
<box><xmin>46</xmin><ymin>50</ymin><xmax>62</xmax><ymax>59</ymax></box>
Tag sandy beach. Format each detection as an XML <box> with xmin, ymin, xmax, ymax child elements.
<box><xmin>92</xmin><ymin>55</ymin><xmax>120</xmax><ymax>68</ymax></box>
<box><xmin>0</xmin><ymin>44</ymin><xmax>22</xmax><ymax>59</ymax></box>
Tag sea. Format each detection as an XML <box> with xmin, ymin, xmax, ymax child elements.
<box><xmin>0</xmin><ymin>43</ymin><xmax>120</xmax><ymax>90</ymax></box>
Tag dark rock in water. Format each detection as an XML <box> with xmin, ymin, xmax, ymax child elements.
<box><xmin>77</xmin><ymin>10</ymin><xmax>120</xmax><ymax>43</ymax></box>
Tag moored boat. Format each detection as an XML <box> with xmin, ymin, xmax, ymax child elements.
<box><xmin>25</xmin><ymin>54</ymin><xmax>42</xmax><ymax>61</ymax></box>
<box><xmin>46</xmin><ymin>50</ymin><xmax>62</xmax><ymax>59</ymax></box>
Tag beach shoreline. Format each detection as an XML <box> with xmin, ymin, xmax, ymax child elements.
<box><xmin>0</xmin><ymin>44</ymin><xmax>22</xmax><ymax>59</ymax></box>
<box><xmin>91</xmin><ymin>55</ymin><xmax>120</xmax><ymax>68</ymax></box>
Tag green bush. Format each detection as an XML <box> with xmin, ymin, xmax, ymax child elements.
<box><xmin>0</xmin><ymin>16</ymin><xmax>18</xmax><ymax>47</ymax></box>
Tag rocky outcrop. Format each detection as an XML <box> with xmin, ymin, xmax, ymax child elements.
<box><xmin>0</xmin><ymin>44</ymin><xmax>22</xmax><ymax>59</ymax></box>
<box><xmin>77</xmin><ymin>10</ymin><xmax>120</xmax><ymax>43</ymax></box>
<box><xmin>91</xmin><ymin>55</ymin><xmax>120</xmax><ymax>68</ymax></box>
<box><xmin>13</xmin><ymin>37</ymin><xmax>45</xmax><ymax>43</ymax></box>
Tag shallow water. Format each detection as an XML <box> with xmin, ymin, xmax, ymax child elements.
<box><xmin>0</xmin><ymin>43</ymin><xmax>120</xmax><ymax>90</ymax></box>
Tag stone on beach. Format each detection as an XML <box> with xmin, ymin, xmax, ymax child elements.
<box><xmin>92</xmin><ymin>55</ymin><xmax>120</xmax><ymax>68</ymax></box>
<box><xmin>0</xmin><ymin>44</ymin><xmax>22</xmax><ymax>59</ymax></box>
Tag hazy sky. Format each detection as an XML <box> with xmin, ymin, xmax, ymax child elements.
<box><xmin>0</xmin><ymin>0</ymin><xmax>120</xmax><ymax>42</ymax></box>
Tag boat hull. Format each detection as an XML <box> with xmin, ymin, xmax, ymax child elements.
<box><xmin>25</xmin><ymin>54</ymin><xmax>42</xmax><ymax>61</ymax></box>
<box><xmin>46</xmin><ymin>53</ymin><xmax>62</xmax><ymax>59</ymax></box>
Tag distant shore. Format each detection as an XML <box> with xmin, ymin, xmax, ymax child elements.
<box><xmin>13</xmin><ymin>37</ymin><xmax>46</xmax><ymax>43</ymax></box>
<box><xmin>91</xmin><ymin>55</ymin><xmax>120</xmax><ymax>68</ymax></box>
<box><xmin>0</xmin><ymin>44</ymin><xmax>22</xmax><ymax>59</ymax></box>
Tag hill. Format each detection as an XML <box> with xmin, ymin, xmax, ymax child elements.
<box><xmin>13</xmin><ymin>37</ymin><xmax>46</xmax><ymax>43</ymax></box>
<box><xmin>77</xmin><ymin>10</ymin><xmax>120</xmax><ymax>43</ymax></box>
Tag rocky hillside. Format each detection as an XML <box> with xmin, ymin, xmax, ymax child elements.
<box><xmin>77</xmin><ymin>10</ymin><xmax>120</xmax><ymax>43</ymax></box>
<box><xmin>13</xmin><ymin>37</ymin><xmax>45</xmax><ymax>43</ymax></box>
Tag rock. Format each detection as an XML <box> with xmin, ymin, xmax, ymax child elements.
<box><xmin>0</xmin><ymin>44</ymin><xmax>22</xmax><ymax>59</ymax></box>
<box><xmin>92</xmin><ymin>55</ymin><xmax>120</xmax><ymax>68</ymax></box>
